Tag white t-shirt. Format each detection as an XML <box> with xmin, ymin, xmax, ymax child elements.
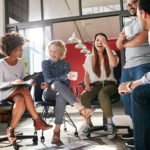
<box><xmin>0</xmin><ymin>58</ymin><xmax>26</xmax><ymax>101</ymax></box>
<box><xmin>83</xmin><ymin>50</ymin><xmax>118</xmax><ymax>83</ymax></box>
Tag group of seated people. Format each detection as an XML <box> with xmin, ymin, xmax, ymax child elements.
<box><xmin>1</xmin><ymin>1</ymin><xmax>150</xmax><ymax>148</ymax></box>
<box><xmin>0</xmin><ymin>32</ymin><xmax>119</xmax><ymax>145</ymax></box>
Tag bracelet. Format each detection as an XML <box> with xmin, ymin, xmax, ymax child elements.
<box><xmin>126</xmin><ymin>82</ymin><xmax>132</xmax><ymax>90</ymax></box>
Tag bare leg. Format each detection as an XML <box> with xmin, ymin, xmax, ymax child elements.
<box><xmin>10</xmin><ymin>95</ymin><xmax>26</xmax><ymax>129</ymax></box>
<box><xmin>73</xmin><ymin>102</ymin><xmax>95</xmax><ymax>123</ymax></box>
<box><xmin>107</xmin><ymin>117</ymin><xmax>113</xmax><ymax>124</ymax></box>
<box><xmin>51</xmin><ymin>124</ymin><xmax>61</xmax><ymax>144</ymax></box>
<box><xmin>9</xmin><ymin>86</ymin><xmax>39</xmax><ymax>120</ymax></box>
<box><xmin>54</xmin><ymin>124</ymin><xmax>61</xmax><ymax>132</ymax></box>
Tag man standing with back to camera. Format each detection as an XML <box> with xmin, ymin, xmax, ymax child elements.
<box><xmin>116</xmin><ymin>0</ymin><xmax>150</xmax><ymax>148</ymax></box>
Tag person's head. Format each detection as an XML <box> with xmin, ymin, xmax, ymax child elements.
<box><xmin>47</xmin><ymin>40</ymin><xmax>67</xmax><ymax>62</ymax></box>
<box><xmin>93</xmin><ymin>32</ymin><xmax>108</xmax><ymax>53</ymax></box>
<box><xmin>0</xmin><ymin>32</ymin><xmax>25</xmax><ymax>57</ymax></box>
<box><xmin>127</xmin><ymin>0</ymin><xmax>138</xmax><ymax>16</ymax></box>
<box><xmin>92</xmin><ymin>33</ymin><xmax>110</xmax><ymax>78</ymax></box>
<box><xmin>137</xmin><ymin>0</ymin><xmax>150</xmax><ymax>31</ymax></box>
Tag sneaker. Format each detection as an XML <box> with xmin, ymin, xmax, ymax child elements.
<box><xmin>125</xmin><ymin>139</ymin><xmax>135</xmax><ymax>148</ymax></box>
<box><xmin>82</xmin><ymin>123</ymin><xmax>93</xmax><ymax>134</ymax></box>
<box><xmin>106</xmin><ymin>124</ymin><xmax>116</xmax><ymax>140</ymax></box>
<box><xmin>121</xmin><ymin>130</ymin><xmax>134</xmax><ymax>140</ymax></box>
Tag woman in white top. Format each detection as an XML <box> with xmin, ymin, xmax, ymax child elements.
<box><xmin>0</xmin><ymin>33</ymin><xmax>52</xmax><ymax>144</ymax></box>
<box><xmin>80</xmin><ymin>33</ymin><xmax>119</xmax><ymax>139</ymax></box>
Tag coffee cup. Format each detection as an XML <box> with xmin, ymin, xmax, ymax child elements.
<box><xmin>125</xmin><ymin>25</ymin><xmax>133</xmax><ymax>37</ymax></box>
<box><xmin>70</xmin><ymin>72</ymin><xmax>78</xmax><ymax>81</ymax></box>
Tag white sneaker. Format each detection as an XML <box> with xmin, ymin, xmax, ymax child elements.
<box><xmin>82</xmin><ymin>124</ymin><xmax>93</xmax><ymax>134</ymax></box>
<box><xmin>106</xmin><ymin>124</ymin><xmax>116</xmax><ymax>140</ymax></box>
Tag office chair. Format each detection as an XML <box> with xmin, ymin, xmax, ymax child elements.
<box><xmin>0</xmin><ymin>100</ymin><xmax>38</xmax><ymax>150</ymax></box>
<box><xmin>33</xmin><ymin>72</ymin><xmax>78</xmax><ymax>142</ymax></box>
<box><xmin>78</xmin><ymin>50</ymin><xmax>132</xmax><ymax>138</ymax></box>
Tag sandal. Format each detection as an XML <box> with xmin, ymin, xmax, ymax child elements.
<box><xmin>79</xmin><ymin>107</ymin><xmax>94</xmax><ymax>123</ymax></box>
<box><xmin>7</xmin><ymin>127</ymin><xmax>16</xmax><ymax>144</ymax></box>
<box><xmin>51</xmin><ymin>130</ymin><xmax>60</xmax><ymax>144</ymax></box>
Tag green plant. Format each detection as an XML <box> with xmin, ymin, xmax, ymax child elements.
<box><xmin>21</xmin><ymin>56</ymin><xmax>30</xmax><ymax>75</ymax></box>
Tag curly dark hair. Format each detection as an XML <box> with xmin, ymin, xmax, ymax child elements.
<box><xmin>0</xmin><ymin>32</ymin><xmax>25</xmax><ymax>56</ymax></box>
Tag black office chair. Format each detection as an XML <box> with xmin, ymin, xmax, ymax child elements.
<box><xmin>78</xmin><ymin>50</ymin><xmax>131</xmax><ymax>138</ymax></box>
<box><xmin>33</xmin><ymin>72</ymin><xmax>78</xmax><ymax>142</ymax></box>
<box><xmin>0</xmin><ymin>100</ymin><xmax>38</xmax><ymax>150</ymax></box>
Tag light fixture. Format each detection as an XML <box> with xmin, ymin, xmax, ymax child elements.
<box><xmin>75</xmin><ymin>40</ymin><xmax>86</xmax><ymax>49</ymax></box>
<box><xmin>68</xmin><ymin>32</ymin><xmax>80</xmax><ymax>43</ymax></box>
<box><xmin>80</xmin><ymin>46</ymin><xmax>91</xmax><ymax>54</ymax></box>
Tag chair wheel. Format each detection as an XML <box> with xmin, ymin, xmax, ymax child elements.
<box><xmin>86</xmin><ymin>133</ymin><xmax>91</xmax><ymax>138</ymax></box>
<box><xmin>64</xmin><ymin>128</ymin><xmax>67</xmax><ymax>131</ymax></box>
<box><xmin>128</xmin><ymin>128</ymin><xmax>132</xmax><ymax>133</ymax></box>
<box><xmin>34</xmin><ymin>131</ymin><xmax>37</xmax><ymax>135</ymax></box>
<box><xmin>41</xmin><ymin>136</ymin><xmax>45</xmax><ymax>142</ymax></box>
<box><xmin>33</xmin><ymin>136</ymin><xmax>38</xmax><ymax>144</ymax></box>
<box><xmin>13</xmin><ymin>142</ymin><xmax>19</xmax><ymax>150</ymax></box>
<box><xmin>74</xmin><ymin>132</ymin><xmax>78</xmax><ymax>137</ymax></box>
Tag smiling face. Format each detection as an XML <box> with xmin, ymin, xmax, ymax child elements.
<box><xmin>48</xmin><ymin>44</ymin><xmax>61</xmax><ymax>62</ymax></box>
<box><xmin>127</xmin><ymin>0</ymin><xmax>138</xmax><ymax>16</ymax></box>
<box><xmin>94</xmin><ymin>35</ymin><xmax>106</xmax><ymax>52</ymax></box>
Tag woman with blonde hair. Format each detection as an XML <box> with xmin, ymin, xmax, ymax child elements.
<box><xmin>41</xmin><ymin>40</ymin><xmax>93</xmax><ymax>144</ymax></box>
<box><xmin>80</xmin><ymin>33</ymin><xmax>119</xmax><ymax>139</ymax></box>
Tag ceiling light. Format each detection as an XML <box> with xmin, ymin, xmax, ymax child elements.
<box><xmin>75</xmin><ymin>40</ymin><xmax>86</xmax><ymax>49</ymax></box>
<box><xmin>80</xmin><ymin>46</ymin><xmax>91</xmax><ymax>54</ymax></box>
<box><xmin>68</xmin><ymin>32</ymin><xmax>80</xmax><ymax>43</ymax></box>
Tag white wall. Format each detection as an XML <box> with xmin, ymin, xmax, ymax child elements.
<box><xmin>0</xmin><ymin>0</ymin><xmax>5</xmax><ymax>36</ymax></box>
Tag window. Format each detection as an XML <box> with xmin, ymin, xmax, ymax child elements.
<box><xmin>8</xmin><ymin>0</ymin><xmax>42</xmax><ymax>24</ymax></box>
<box><xmin>82</xmin><ymin>0</ymin><xmax>121</xmax><ymax>15</ymax></box>
<box><xmin>43</xmin><ymin>0</ymin><xmax>79</xmax><ymax>20</ymax></box>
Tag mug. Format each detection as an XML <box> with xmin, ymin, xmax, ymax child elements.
<box><xmin>70</xmin><ymin>72</ymin><xmax>78</xmax><ymax>81</ymax></box>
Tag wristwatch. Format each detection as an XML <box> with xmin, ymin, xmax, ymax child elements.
<box><xmin>126</xmin><ymin>82</ymin><xmax>132</xmax><ymax>90</ymax></box>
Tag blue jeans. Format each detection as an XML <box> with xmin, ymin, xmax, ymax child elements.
<box><xmin>120</xmin><ymin>63</ymin><xmax>150</xmax><ymax>118</ymax></box>
<box><xmin>131</xmin><ymin>84</ymin><xmax>150</xmax><ymax>150</ymax></box>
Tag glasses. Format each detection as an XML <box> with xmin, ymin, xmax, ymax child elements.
<box><xmin>127</xmin><ymin>0</ymin><xmax>138</xmax><ymax>8</ymax></box>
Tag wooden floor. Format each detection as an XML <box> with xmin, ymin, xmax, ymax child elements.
<box><xmin>0</xmin><ymin>101</ymin><xmax>133</xmax><ymax>150</ymax></box>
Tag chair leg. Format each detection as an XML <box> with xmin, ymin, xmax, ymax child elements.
<box><xmin>63</xmin><ymin>111</ymin><xmax>78</xmax><ymax>137</ymax></box>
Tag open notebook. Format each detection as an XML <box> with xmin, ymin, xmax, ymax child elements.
<box><xmin>0</xmin><ymin>72</ymin><xmax>41</xmax><ymax>91</ymax></box>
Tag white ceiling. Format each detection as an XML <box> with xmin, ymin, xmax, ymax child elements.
<box><xmin>53</xmin><ymin>16</ymin><xmax>120</xmax><ymax>43</ymax></box>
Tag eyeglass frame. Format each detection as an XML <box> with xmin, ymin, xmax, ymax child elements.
<box><xmin>127</xmin><ymin>0</ymin><xmax>138</xmax><ymax>8</ymax></box>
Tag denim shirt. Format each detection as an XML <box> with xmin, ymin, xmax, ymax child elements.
<box><xmin>42</xmin><ymin>59</ymin><xmax>70</xmax><ymax>87</ymax></box>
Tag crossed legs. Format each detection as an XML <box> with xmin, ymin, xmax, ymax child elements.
<box><xmin>7</xmin><ymin>86</ymin><xmax>52</xmax><ymax>143</ymax></box>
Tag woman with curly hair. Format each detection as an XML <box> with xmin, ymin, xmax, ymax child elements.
<box><xmin>0</xmin><ymin>32</ymin><xmax>53</xmax><ymax>144</ymax></box>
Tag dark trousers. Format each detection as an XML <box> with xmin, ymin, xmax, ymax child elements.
<box><xmin>80</xmin><ymin>81</ymin><xmax>117</xmax><ymax>118</ymax></box>
<box><xmin>131</xmin><ymin>84</ymin><xmax>150</xmax><ymax>150</ymax></box>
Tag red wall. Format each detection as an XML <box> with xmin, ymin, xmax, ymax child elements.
<box><xmin>65</xmin><ymin>39</ymin><xmax>120</xmax><ymax>89</ymax></box>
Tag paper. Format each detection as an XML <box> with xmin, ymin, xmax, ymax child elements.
<box><xmin>0</xmin><ymin>72</ymin><xmax>41</xmax><ymax>91</ymax></box>
<box><xmin>60</xmin><ymin>141</ymin><xmax>89</xmax><ymax>149</ymax></box>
